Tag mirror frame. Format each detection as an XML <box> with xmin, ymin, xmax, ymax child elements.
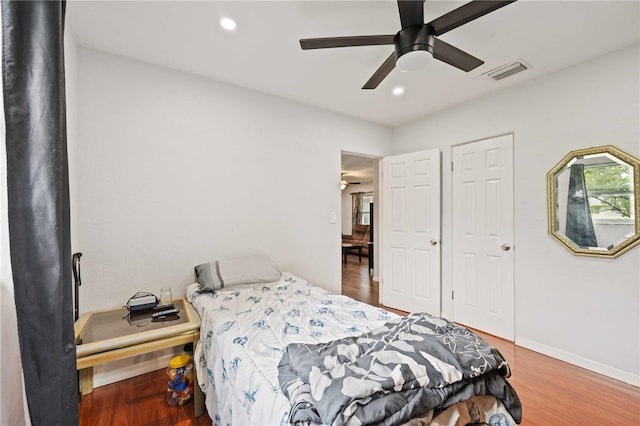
<box><xmin>547</xmin><ymin>145</ymin><xmax>640</xmax><ymax>258</ymax></box>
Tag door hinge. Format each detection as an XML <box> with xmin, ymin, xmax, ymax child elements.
<box><xmin>451</xmin><ymin>290</ymin><xmax>454</xmax><ymax>300</ymax></box>
<box><xmin>451</xmin><ymin>162</ymin><xmax>454</xmax><ymax>172</ymax></box>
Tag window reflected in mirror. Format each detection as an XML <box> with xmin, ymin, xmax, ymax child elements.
<box><xmin>548</xmin><ymin>145</ymin><xmax>640</xmax><ymax>258</ymax></box>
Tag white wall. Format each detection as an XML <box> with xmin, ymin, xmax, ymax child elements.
<box><xmin>392</xmin><ymin>45</ymin><xmax>640</xmax><ymax>384</ymax></box>
<box><xmin>75</xmin><ymin>48</ymin><xmax>392</xmax><ymax>313</ymax></box>
<box><xmin>66</xmin><ymin>30</ymin><xmax>80</xmax><ymax>251</ymax></box>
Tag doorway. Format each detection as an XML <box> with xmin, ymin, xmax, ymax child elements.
<box><xmin>340</xmin><ymin>152</ymin><xmax>379</xmax><ymax>300</ymax></box>
<box><xmin>342</xmin><ymin>149</ymin><xmax>442</xmax><ymax>315</ymax></box>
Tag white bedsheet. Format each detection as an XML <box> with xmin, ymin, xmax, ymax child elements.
<box><xmin>187</xmin><ymin>273</ymin><xmax>398</xmax><ymax>426</ymax></box>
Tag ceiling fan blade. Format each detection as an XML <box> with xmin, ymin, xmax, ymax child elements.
<box><xmin>428</xmin><ymin>0</ymin><xmax>516</xmax><ymax>36</ymax></box>
<box><xmin>300</xmin><ymin>35</ymin><xmax>394</xmax><ymax>50</ymax></box>
<box><xmin>432</xmin><ymin>38</ymin><xmax>484</xmax><ymax>72</ymax></box>
<box><xmin>362</xmin><ymin>52</ymin><xmax>396</xmax><ymax>90</ymax></box>
<box><xmin>397</xmin><ymin>0</ymin><xmax>425</xmax><ymax>29</ymax></box>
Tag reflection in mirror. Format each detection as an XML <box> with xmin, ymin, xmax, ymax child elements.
<box><xmin>548</xmin><ymin>145</ymin><xmax>640</xmax><ymax>258</ymax></box>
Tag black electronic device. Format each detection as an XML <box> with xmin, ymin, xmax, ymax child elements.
<box><xmin>125</xmin><ymin>292</ymin><xmax>159</xmax><ymax>312</ymax></box>
<box><xmin>154</xmin><ymin>303</ymin><xmax>175</xmax><ymax>311</ymax></box>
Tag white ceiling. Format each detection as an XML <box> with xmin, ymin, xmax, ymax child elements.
<box><xmin>67</xmin><ymin>1</ymin><xmax>639</xmax><ymax>127</ymax></box>
<box><xmin>342</xmin><ymin>153</ymin><xmax>376</xmax><ymax>184</ymax></box>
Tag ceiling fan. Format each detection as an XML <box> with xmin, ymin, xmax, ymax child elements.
<box><xmin>341</xmin><ymin>172</ymin><xmax>362</xmax><ymax>190</ymax></box>
<box><xmin>300</xmin><ymin>0</ymin><xmax>516</xmax><ymax>89</ymax></box>
<box><xmin>341</xmin><ymin>180</ymin><xmax>362</xmax><ymax>190</ymax></box>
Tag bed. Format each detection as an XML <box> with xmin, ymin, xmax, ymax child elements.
<box><xmin>187</xmin><ymin>258</ymin><xmax>521</xmax><ymax>426</ymax></box>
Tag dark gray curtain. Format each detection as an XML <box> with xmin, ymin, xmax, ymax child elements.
<box><xmin>566</xmin><ymin>163</ymin><xmax>598</xmax><ymax>248</ymax></box>
<box><xmin>2</xmin><ymin>1</ymin><xmax>78</xmax><ymax>425</ymax></box>
<box><xmin>351</xmin><ymin>192</ymin><xmax>363</xmax><ymax>230</ymax></box>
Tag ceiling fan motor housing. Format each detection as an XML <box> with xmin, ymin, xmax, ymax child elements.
<box><xmin>394</xmin><ymin>25</ymin><xmax>435</xmax><ymax>60</ymax></box>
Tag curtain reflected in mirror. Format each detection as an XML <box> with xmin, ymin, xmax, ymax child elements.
<box><xmin>565</xmin><ymin>164</ymin><xmax>598</xmax><ymax>248</ymax></box>
<box><xmin>548</xmin><ymin>145</ymin><xmax>640</xmax><ymax>258</ymax></box>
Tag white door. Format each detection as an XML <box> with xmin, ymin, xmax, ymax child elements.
<box><xmin>452</xmin><ymin>134</ymin><xmax>514</xmax><ymax>340</ymax></box>
<box><xmin>381</xmin><ymin>149</ymin><xmax>441</xmax><ymax>314</ymax></box>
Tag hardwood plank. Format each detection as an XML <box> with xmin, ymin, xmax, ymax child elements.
<box><xmin>78</xmin><ymin>261</ymin><xmax>640</xmax><ymax>425</ymax></box>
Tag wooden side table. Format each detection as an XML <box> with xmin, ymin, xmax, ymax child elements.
<box><xmin>75</xmin><ymin>298</ymin><xmax>204</xmax><ymax>417</ymax></box>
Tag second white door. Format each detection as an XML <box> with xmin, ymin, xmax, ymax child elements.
<box><xmin>452</xmin><ymin>134</ymin><xmax>514</xmax><ymax>340</ymax></box>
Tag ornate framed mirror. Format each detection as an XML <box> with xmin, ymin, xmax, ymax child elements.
<box><xmin>547</xmin><ymin>145</ymin><xmax>640</xmax><ymax>258</ymax></box>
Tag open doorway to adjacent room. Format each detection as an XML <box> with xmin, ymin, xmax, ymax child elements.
<box><xmin>340</xmin><ymin>152</ymin><xmax>380</xmax><ymax>307</ymax></box>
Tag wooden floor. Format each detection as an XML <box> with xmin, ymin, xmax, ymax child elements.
<box><xmin>79</xmin><ymin>257</ymin><xmax>640</xmax><ymax>425</ymax></box>
<box><xmin>78</xmin><ymin>368</ymin><xmax>212</xmax><ymax>426</ymax></box>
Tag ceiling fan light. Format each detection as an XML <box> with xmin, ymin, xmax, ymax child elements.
<box><xmin>394</xmin><ymin>26</ymin><xmax>434</xmax><ymax>72</ymax></box>
<box><xmin>396</xmin><ymin>49</ymin><xmax>431</xmax><ymax>72</ymax></box>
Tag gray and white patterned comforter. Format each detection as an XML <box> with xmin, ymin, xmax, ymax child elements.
<box><xmin>278</xmin><ymin>313</ymin><xmax>522</xmax><ymax>426</ymax></box>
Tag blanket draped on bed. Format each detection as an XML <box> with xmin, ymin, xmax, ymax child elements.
<box><xmin>278</xmin><ymin>313</ymin><xmax>522</xmax><ymax>425</ymax></box>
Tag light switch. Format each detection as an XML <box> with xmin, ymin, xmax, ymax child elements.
<box><xmin>329</xmin><ymin>212</ymin><xmax>337</xmax><ymax>224</ymax></box>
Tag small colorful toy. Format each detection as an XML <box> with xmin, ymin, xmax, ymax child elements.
<box><xmin>166</xmin><ymin>354</ymin><xmax>194</xmax><ymax>406</ymax></box>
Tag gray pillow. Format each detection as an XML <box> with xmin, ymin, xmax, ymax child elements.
<box><xmin>194</xmin><ymin>254</ymin><xmax>282</xmax><ymax>290</ymax></box>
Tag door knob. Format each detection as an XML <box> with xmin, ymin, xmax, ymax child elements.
<box><xmin>501</xmin><ymin>243</ymin><xmax>511</xmax><ymax>251</ymax></box>
<box><xmin>430</xmin><ymin>239</ymin><xmax>438</xmax><ymax>246</ymax></box>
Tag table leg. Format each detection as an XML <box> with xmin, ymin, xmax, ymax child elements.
<box><xmin>79</xmin><ymin>367</ymin><xmax>94</xmax><ymax>395</ymax></box>
<box><xmin>343</xmin><ymin>250</ymin><xmax>347</xmax><ymax>264</ymax></box>
<box><xmin>358</xmin><ymin>247</ymin><xmax>362</xmax><ymax>263</ymax></box>
<box><xmin>193</xmin><ymin>333</ymin><xmax>205</xmax><ymax>418</ymax></box>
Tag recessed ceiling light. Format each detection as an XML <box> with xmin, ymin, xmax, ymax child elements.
<box><xmin>392</xmin><ymin>87</ymin><xmax>404</xmax><ymax>96</ymax></box>
<box><xmin>220</xmin><ymin>17</ymin><xmax>236</xmax><ymax>31</ymax></box>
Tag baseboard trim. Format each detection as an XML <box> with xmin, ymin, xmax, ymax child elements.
<box><xmin>92</xmin><ymin>347</ymin><xmax>181</xmax><ymax>388</ymax></box>
<box><xmin>516</xmin><ymin>337</ymin><xmax>639</xmax><ymax>387</ymax></box>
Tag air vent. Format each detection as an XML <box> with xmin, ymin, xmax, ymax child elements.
<box><xmin>484</xmin><ymin>60</ymin><xmax>530</xmax><ymax>81</ymax></box>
